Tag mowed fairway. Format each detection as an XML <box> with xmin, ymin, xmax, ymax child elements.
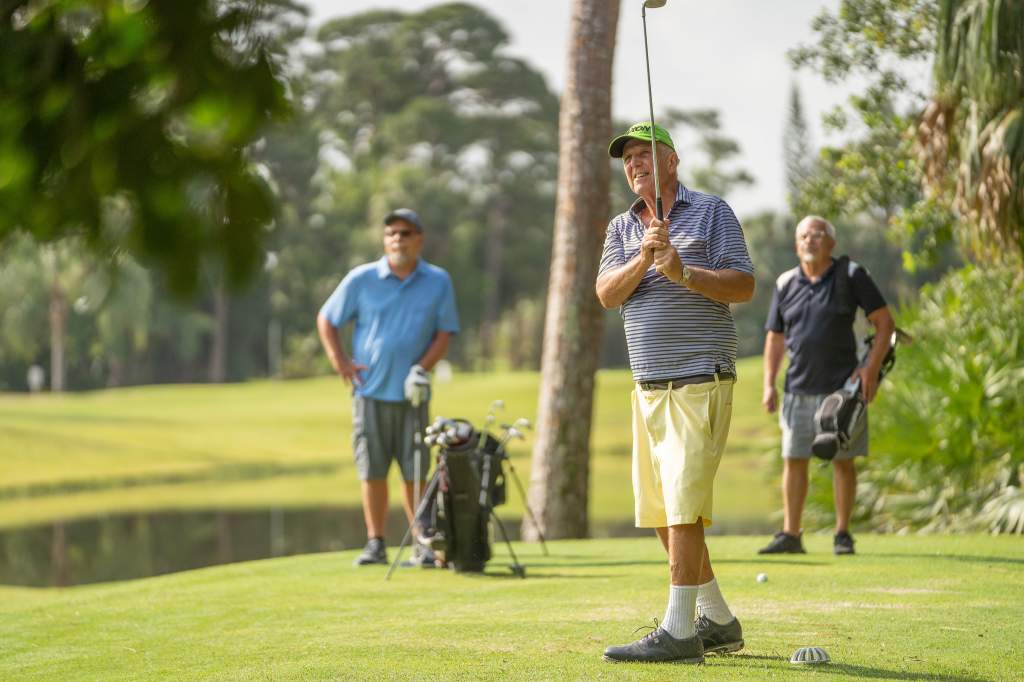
<box><xmin>0</xmin><ymin>357</ymin><xmax>778</xmax><ymax>531</ymax></box>
<box><xmin>2</xmin><ymin>535</ymin><xmax>1022</xmax><ymax>680</ymax></box>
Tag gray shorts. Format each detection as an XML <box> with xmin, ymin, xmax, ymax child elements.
<box><xmin>352</xmin><ymin>395</ymin><xmax>430</xmax><ymax>481</ymax></box>
<box><xmin>780</xmin><ymin>392</ymin><xmax>867</xmax><ymax>460</ymax></box>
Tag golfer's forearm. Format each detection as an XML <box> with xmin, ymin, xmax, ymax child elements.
<box><xmin>763</xmin><ymin>332</ymin><xmax>784</xmax><ymax>388</ymax></box>
<box><xmin>417</xmin><ymin>332</ymin><xmax>450</xmax><ymax>371</ymax></box>
<box><xmin>684</xmin><ymin>267</ymin><xmax>755</xmax><ymax>303</ymax></box>
<box><xmin>316</xmin><ymin>314</ymin><xmax>349</xmax><ymax>371</ymax></box>
<box><xmin>865</xmin><ymin>307</ymin><xmax>895</xmax><ymax>374</ymax></box>
<box><xmin>596</xmin><ymin>253</ymin><xmax>652</xmax><ymax>308</ymax></box>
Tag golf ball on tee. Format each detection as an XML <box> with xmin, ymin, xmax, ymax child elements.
<box><xmin>756</xmin><ymin>572</ymin><xmax>768</xmax><ymax>583</ymax></box>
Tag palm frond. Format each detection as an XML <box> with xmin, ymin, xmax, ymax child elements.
<box><xmin>919</xmin><ymin>0</ymin><xmax>1024</xmax><ymax>260</ymax></box>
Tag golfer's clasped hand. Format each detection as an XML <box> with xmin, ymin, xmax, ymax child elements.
<box><xmin>404</xmin><ymin>364</ymin><xmax>431</xmax><ymax>407</ymax></box>
<box><xmin>642</xmin><ymin>218</ymin><xmax>683</xmax><ymax>283</ymax></box>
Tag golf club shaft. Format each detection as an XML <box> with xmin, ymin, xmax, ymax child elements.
<box><xmin>641</xmin><ymin>6</ymin><xmax>663</xmax><ymax>221</ymax></box>
<box><xmin>412</xmin><ymin>403</ymin><xmax>424</xmax><ymax>519</ymax></box>
<box><xmin>507</xmin><ymin>461</ymin><xmax>549</xmax><ymax>555</ymax></box>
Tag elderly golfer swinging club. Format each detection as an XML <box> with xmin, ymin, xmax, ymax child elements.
<box><xmin>597</xmin><ymin>0</ymin><xmax>756</xmax><ymax>663</ymax></box>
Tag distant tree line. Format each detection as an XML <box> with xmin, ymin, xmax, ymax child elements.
<box><xmin>0</xmin><ymin>1</ymin><xmax>965</xmax><ymax>393</ymax></box>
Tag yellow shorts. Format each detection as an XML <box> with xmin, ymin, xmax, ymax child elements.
<box><xmin>631</xmin><ymin>378</ymin><xmax>734</xmax><ymax>528</ymax></box>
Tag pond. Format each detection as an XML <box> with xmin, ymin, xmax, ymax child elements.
<box><xmin>0</xmin><ymin>509</ymin><xmax>772</xmax><ymax>587</ymax></box>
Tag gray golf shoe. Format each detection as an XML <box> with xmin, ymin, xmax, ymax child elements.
<box><xmin>758</xmin><ymin>531</ymin><xmax>806</xmax><ymax>554</ymax></box>
<box><xmin>603</xmin><ymin>622</ymin><xmax>704</xmax><ymax>664</ymax></box>
<box><xmin>401</xmin><ymin>542</ymin><xmax>438</xmax><ymax>568</ymax></box>
<box><xmin>353</xmin><ymin>537</ymin><xmax>387</xmax><ymax>566</ymax></box>
<box><xmin>834</xmin><ymin>530</ymin><xmax>856</xmax><ymax>555</ymax></box>
<box><xmin>695</xmin><ymin>614</ymin><xmax>744</xmax><ymax>654</ymax></box>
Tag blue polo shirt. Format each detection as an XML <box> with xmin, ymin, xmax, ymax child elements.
<box><xmin>766</xmin><ymin>258</ymin><xmax>886</xmax><ymax>394</ymax></box>
<box><xmin>320</xmin><ymin>257</ymin><xmax>459</xmax><ymax>402</ymax></box>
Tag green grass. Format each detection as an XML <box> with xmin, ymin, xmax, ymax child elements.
<box><xmin>2</xmin><ymin>534</ymin><xmax>1021</xmax><ymax>680</ymax></box>
<box><xmin>0</xmin><ymin>357</ymin><xmax>779</xmax><ymax>530</ymax></box>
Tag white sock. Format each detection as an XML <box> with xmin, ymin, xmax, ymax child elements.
<box><xmin>661</xmin><ymin>585</ymin><xmax>697</xmax><ymax>639</ymax></box>
<box><xmin>697</xmin><ymin>578</ymin><xmax>734</xmax><ymax>624</ymax></box>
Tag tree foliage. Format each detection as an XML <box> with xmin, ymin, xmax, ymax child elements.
<box><xmin>0</xmin><ymin>0</ymin><xmax>289</xmax><ymax>295</ymax></box>
<box><xmin>791</xmin><ymin>0</ymin><xmax>1023</xmax><ymax>265</ymax></box>
<box><xmin>806</xmin><ymin>265</ymin><xmax>1024</xmax><ymax>534</ymax></box>
<box><xmin>268</xmin><ymin>2</ymin><xmax>560</xmax><ymax>371</ymax></box>
<box><xmin>919</xmin><ymin>0</ymin><xmax>1024</xmax><ymax>260</ymax></box>
<box><xmin>783</xmin><ymin>83</ymin><xmax>814</xmax><ymax>207</ymax></box>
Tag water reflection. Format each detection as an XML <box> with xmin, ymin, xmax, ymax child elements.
<box><xmin>0</xmin><ymin>507</ymin><xmax>410</xmax><ymax>588</ymax></box>
<box><xmin>0</xmin><ymin>509</ymin><xmax>772</xmax><ymax>587</ymax></box>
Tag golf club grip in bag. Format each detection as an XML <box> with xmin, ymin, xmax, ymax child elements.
<box><xmin>811</xmin><ymin>330</ymin><xmax>900</xmax><ymax>461</ymax></box>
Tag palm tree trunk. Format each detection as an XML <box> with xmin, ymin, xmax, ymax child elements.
<box><xmin>209</xmin><ymin>282</ymin><xmax>228</xmax><ymax>383</ymax></box>
<box><xmin>480</xmin><ymin>199</ymin><xmax>508</xmax><ymax>368</ymax></box>
<box><xmin>523</xmin><ymin>0</ymin><xmax>620</xmax><ymax>540</ymax></box>
<box><xmin>49</xmin><ymin>281</ymin><xmax>67</xmax><ymax>393</ymax></box>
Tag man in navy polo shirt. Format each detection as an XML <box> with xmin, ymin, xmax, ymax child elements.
<box><xmin>317</xmin><ymin>208</ymin><xmax>459</xmax><ymax>566</ymax></box>
<box><xmin>759</xmin><ymin>215</ymin><xmax>894</xmax><ymax>556</ymax></box>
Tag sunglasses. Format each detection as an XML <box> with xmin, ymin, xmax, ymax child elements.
<box><xmin>384</xmin><ymin>228</ymin><xmax>418</xmax><ymax>239</ymax></box>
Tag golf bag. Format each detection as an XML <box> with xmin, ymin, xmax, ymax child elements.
<box><xmin>413</xmin><ymin>419</ymin><xmax>508</xmax><ymax>573</ymax></box>
<box><xmin>811</xmin><ymin>329</ymin><xmax>905</xmax><ymax>460</ymax></box>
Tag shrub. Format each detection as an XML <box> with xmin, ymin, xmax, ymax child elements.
<box><xmin>807</xmin><ymin>264</ymin><xmax>1024</xmax><ymax>533</ymax></box>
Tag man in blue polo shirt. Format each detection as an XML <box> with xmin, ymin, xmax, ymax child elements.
<box><xmin>597</xmin><ymin>122</ymin><xmax>755</xmax><ymax>664</ymax></box>
<box><xmin>759</xmin><ymin>215</ymin><xmax>893</xmax><ymax>556</ymax></box>
<box><xmin>317</xmin><ymin>208</ymin><xmax>459</xmax><ymax>566</ymax></box>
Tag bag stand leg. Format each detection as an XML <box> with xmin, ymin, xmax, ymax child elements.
<box><xmin>490</xmin><ymin>510</ymin><xmax>525</xmax><ymax>579</ymax></box>
<box><xmin>505</xmin><ymin>462</ymin><xmax>548</xmax><ymax>556</ymax></box>
<box><xmin>385</xmin><ymin>469</ymin><xmax>441</xmax><ymax>581</ymax></box>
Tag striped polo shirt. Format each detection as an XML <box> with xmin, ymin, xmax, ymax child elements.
<box><xmin>599</xmin><ymin>183</ymin><xmax>754</xmax><ymax>382</ymax></box>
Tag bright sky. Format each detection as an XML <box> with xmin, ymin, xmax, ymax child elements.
<box><xmin>302</xmin><ymin>0</ymin><xmax>929</xmax><ymax>218</ymax></box>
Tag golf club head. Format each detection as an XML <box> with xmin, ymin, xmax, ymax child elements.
<box><xmin>507</xmin><ymin>428</ymin><xmax>524</xmax><ymax>441</ymax></box>
<box><xmin>512</xmin><ymin>417</ymin><xmax>532</xmax><ymax>430</ymax></box>
<box><xmin>643</xmin><ymin>0</ymin><xmax>667</xmax><ymax>8</ymax></box>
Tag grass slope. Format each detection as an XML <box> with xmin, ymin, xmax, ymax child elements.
<box><xmin>0</xmin><ymin>358</ymin><xmax>779</xmax><ymax>530</ymax></box>
<box><xmin>2</xmin><ymin>534</ymin><xmax>1021</xmax><ymax>680</ymax></box>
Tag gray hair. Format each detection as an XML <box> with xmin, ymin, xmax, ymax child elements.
<box><xmin>795</xmin><ymin>215</ymin><xmax>836</xmax><ymax>240</ymax></box>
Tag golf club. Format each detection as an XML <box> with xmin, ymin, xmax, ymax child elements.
<box><xmin>484</xmin><ymin>400</ymin><xmax>504</xmax><ymax>430</ymax></box>
<box><xmin>642</xmin><ymin>0</ymin><xmax>667</xmax><ymax>220</ymax></box>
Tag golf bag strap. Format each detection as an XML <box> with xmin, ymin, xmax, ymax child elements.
<box><xmin>833</xmin><ymin>255</ymin><xmax>855</xmax><ymax>315</ymax></box>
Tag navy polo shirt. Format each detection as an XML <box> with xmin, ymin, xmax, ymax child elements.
<box><xmin>766</xmin><ymin>258</ymin><xmax>886</xmax><ymax>394</ymax></box>
<box><xmin>320</xmin><ymin>257</ymin><xmax>459</xmax><ymax>402</ymax></box>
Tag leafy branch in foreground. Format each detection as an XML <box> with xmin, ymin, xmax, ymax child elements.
<box><xmin>0</xmin><ymin>0</ymin><xmax>290</xmax><ymax>296</ymax></box>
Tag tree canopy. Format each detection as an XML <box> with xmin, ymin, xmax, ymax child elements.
<box><xmin>0</xmin><ymin>0</ymin><xmax>289</xmax><ymax>295</ymax></box>
<box><xmin>919</xmin><ymin>0</ymin><xmax>1024</xmax><ymax>260</ymax></box>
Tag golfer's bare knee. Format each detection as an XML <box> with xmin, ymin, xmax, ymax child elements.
<box><xmin>833</xmin><ymin>459</ymin><xmax>855</xmax><ymax>475</ymax></box>
<box><xmin>785</xmin><ymin>458</ymin><xmax>809</xmax><ymax>472</ymax></box>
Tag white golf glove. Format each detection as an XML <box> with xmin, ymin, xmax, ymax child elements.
<box><xmin>404</xmin><ymin>364</ymin><xmax>431</xmax><ymax>407</ymax></box>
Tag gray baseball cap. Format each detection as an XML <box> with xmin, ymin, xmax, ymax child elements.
<box><xmin>384</xmin><ymin>208</ymin><xmax>424</xmax><ymax>232</ymax></box>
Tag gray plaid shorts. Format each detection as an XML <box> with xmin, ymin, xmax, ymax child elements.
<box><xmin>780</xmin><ymin>392</ymin><xmax>867</xmax><ymax>460</ymax></box>
<box><xmin>351</xmin><ymin>395</ymin><xmax>430</xmax><ymax>480</ymax></box>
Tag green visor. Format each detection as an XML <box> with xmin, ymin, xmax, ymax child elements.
<box><xmin>608</xmin><ymin>122</ymin><xmax>675</xmax><ymax>158</ymax></box>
